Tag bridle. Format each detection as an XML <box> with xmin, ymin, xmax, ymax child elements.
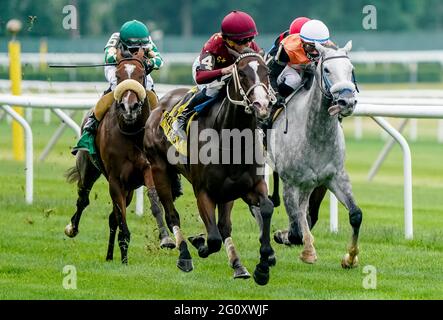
<box><xmin>117</xmin><ymin>56</ymin><xmax>147</xmax><ymax>88</ymax></box>
<box><xmin>115</xmin><ymin>56</ymin><xmax>147</xmax><ymax>136</ymax></box>
<box><xmin>226</xmin><ymin>52</ymin><xmax>276</xmax><ymax>114</ymax></box>
<box><xmin>316</xmin><ymin>54</ymin><xmax>359</xmax><ymax>102</ymax></box>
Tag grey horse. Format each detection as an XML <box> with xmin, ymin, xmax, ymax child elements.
<box><xmin>268</xmin><ymin>40</ymin><xmax>362</xmax><ymax>268</ymax></box>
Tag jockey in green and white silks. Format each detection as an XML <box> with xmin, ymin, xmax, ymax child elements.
<box><xmin>103</xmin><ymin>20</ymin><xmax>164</xmax><ymax>91</ymax></box>
<box><xmin>71</xmin><ymin>20</ymin><xmax>164</xmax><ymax>156</ymax></box>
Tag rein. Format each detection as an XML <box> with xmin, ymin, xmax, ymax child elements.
<box><xmin>226</xmin><ymin>52</ymin><xmax>276</xmax><ymax>113</ymax></box>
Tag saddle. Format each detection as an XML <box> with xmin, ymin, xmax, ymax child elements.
<box><xmin>160</xmin><ymin>87</ymin><xmax>218</xmax><ymax>157</ymax></box>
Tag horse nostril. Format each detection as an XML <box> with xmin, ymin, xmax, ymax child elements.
<box><xmin>337</xmin><ymin>99</ymin><xmax>347</xmax><ymax>107</ymax></box>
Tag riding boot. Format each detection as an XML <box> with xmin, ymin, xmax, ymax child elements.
<box><xmin>71</xmin><ymin>113</ymin><xmax>100</xmax><ymax>156</ymax></box>
<box><xmin>172</xmin><ymin>90</ymin><xmax>210</xmax><ymax>137</ymax></box>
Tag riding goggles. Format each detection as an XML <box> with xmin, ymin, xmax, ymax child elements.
<box><xmin>124</xmin><ymin>37</ymin><xmax>150</xmax><ymax>49</ymax></box>
<box><xmin>232</xmin><ymin>37</ymin><xmax>254</xmax><ymax>45</ymax></box>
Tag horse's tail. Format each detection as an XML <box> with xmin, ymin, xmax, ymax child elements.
<box><xmin>65</xmin><ymin>165</ymin><xmax>80</xmax><ymax>184</ymax></box>
<box><xmin>168</xmin><ymin>168</ymin><xmax>183</xmax><ymax>201</ymax></box>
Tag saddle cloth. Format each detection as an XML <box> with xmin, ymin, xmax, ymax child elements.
<box><xmin>160</xmin><ymin>86</ymin><xmax>199</xmax><ymax>157</ymax></box>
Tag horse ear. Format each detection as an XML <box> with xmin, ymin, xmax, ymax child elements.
<box><xmin>314</xmin><ymin>42</ymin><xmax>327</xmax><ymax>56</ymax></box>
<box><xmin>227</xmin><ymin>47</ymin><xmax>240</xmax><ymax>60</ymax></box>
<box><xmin>343</xmin><ymin>40</ymin><xmax>353</xmax><ymax>54</ymax></box>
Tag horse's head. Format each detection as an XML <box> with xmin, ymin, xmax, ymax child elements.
<box><xmin>113</xmin><ymin>48</ymin><xmax>147</xmax><ymax>125</ymax></box>
<box><xmin>314</xmin><ymin>41</ymin><xmax>358</xmax><ymax>117</ymax></box>
<box><xmin>227</xmin><ymin>48</ymin><xmax>276</xmax><ymax>120</ymax></box>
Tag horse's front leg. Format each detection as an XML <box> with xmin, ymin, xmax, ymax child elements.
<box><xmin>327</xmin><ymin>171</ymin><xmax>362</xmax><ymax>269</ymax></box>
<box><xmin>144</xmin><ymin>167</ymin><xmax>175</xmax><ymax>249</ymax></box>
<box><xmin>283</xmin><ymin>184</ymin><xmax>317</xmax><ymax>264</ymax></box>
<box><xmin>244</xmin><ymin>179</ymin><xmax>274</xmax><ymax>286</ymax></box>
<box><xmin>217</xmin><ymin>201</ymin><xmax>250</xmax><ymax>279</ymax></box>
<box><xmin>109</xmin><ymin>179</ymin><xmax>131</xmax><ymax>264</ymax></box>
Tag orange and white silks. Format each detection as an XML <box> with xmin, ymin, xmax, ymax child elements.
<box><xmin>279</xmin><ymin>34</ymin><xmax>310</xmax><ymax>65</ymax></box>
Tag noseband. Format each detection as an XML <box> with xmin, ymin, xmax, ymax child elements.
<box><xmin>226</xmin><ymin>52</ymin><xmax>276</xmax><ymax>113</ymax></box>
<box><xmin>316</xmin><ymin>55</ymin><xmax>359</xmax><ymax>103</ymax></box>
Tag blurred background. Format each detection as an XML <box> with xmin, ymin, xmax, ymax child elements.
<box><xmin>1</xmin><ymin>0</ymin><xmax>443</xmax><ymax>85</ymax></box>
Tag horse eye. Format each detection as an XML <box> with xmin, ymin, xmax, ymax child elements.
<box><xmin>324</xmin><ymin>67</ymin><xmax>330</xmax><ymax>74</ymax></box>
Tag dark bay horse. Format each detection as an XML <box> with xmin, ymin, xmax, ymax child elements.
<box><xmin>268</xmin><ymin>41</ymin><xmax>362</xmax><ymax>268</ymax></box>
<box><xmin>65</xmin><ymin>48</ymin><xmax>174</xmax><ymax>264</ymax></box>
<box><xmin>144</xmin><ymin>50</ymin><xmax>277</xmax><ymax>285</ymax></box>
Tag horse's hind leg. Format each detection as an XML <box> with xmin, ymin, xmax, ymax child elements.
<box><xmin>217</xmin><ymin>201</ymin><xmax>250</xmax><ymax>279</ymax></box>
<box><xmin>106</xmin><ymin>211</ymin><xmax>117</xmax><ymax>261</ymax></box>
<box><xmin>327</xmin><ymin>172</ymin><xmax>362</xmax><ymax>269</ymax></box>
<box><xmin>194</xmin><ymin>191</ymin><xmax>222</xmax><ymax>257</ymax></box>
<box><xmin>151</xmin><ymin>163</ymin><xmax>193</xmax><ymax>272</ymax></box>
<box><xmin>65</xmin><ymin>151</ymin><xmax>101</xmax><ymax>237</ymax></box>
<box><xmin>144</xmin><ymin>168</ymin><xmax>175</xmax><ymax>249</ymax></box>
<box><xmin>283</xmin><ymin>184</ymin><xmax>317</xmax><ymax>264</ymax></box>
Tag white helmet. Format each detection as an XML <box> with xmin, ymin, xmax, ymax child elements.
<box><xmin>300</xmin><ymin>19</ymin><xmax>330</xmax><ymax>44</ymax></box>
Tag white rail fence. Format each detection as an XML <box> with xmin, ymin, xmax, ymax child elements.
<box><xmin>2</xmin><ymin>93</ymin><xmax>443</xmax><ymax>239</ymax></box>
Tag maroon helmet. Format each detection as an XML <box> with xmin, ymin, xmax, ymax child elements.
<box><xmin>221</xmin><ymin>10</ymin><xmax>258</xmax><ymax>40</ymax></box>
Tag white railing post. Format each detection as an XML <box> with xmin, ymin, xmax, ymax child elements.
<box><xmin>372</xmin><ymin>117</ymin><xmax>413</xmax><ymax>240</ymax></box>
<box><xmin>2</xmin><ymin>105</ymin><xmax>33</xmax><ymax>204</ymax></box>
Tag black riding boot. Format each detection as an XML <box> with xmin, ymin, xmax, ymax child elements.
<box><xmin>173</xmin><ymin>90</ymin><xmax>210</xmax><ymax>135</ymax></box>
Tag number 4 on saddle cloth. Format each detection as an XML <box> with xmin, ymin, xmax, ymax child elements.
<box><xmin>160</xmin><ymin>87</ymin><xmax>219</xmax><ymax>157</ymax></box>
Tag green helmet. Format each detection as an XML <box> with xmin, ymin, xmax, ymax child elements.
<box><xmin>120</xmin><ymin>20</ymin><xmax>150</xmax><ymax>49</ymax></box>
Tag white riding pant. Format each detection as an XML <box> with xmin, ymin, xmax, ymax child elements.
<box><xmin>104</xmin><ymin>66</ymin><xmax>154</xmax><ymax>91</ymax></box>
<box><xmin>277</xmin><ymin>65</ymin><xmax>302</xmax><ymax>90</ymax></box>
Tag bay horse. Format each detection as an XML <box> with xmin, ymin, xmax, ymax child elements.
<box><xmin>268</xmin><ymin>41</ymin><xmax>362</xmax><ymax>268</ymax></box>
<box><xmin>65</xmin><ymin>48</ymin><xmax>174</xmax><ymax>264</ymax></box>
<box><xmin>144</xmin><ymin>50</ymin><xmax>277</xmax><ymax>285</ymax></box>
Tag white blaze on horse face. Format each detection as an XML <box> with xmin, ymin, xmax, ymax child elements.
<box><xmin>124</xmin><ymin>64</ymin><xmax>136</xmax><ymax>79</ymax></box>
<box><xmin>122</xmin><ymin>91</ymin><xmax>132</xmax><ymax>113</ymax></box>
<box><xmin>248</xmin><ymin>61</ymin><xmax>268</xmax><ymax>108</ymax></box>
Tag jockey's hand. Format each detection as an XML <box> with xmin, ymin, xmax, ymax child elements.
<box><xmin>144</xmin><ymin>60</ymin><xmax>154</xmax><ymax>74</ymax></box>
<box><xmin>221</xmin><ymin>64</ymin><xmax>234</xmax><ymax>75</ymax></box>
<box><xmin>144</xmin><ymin>49</ymin><xmax>156</xmax><ymax>58</ymax></box>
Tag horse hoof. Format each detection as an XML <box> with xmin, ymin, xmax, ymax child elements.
<box><xmin>188</xmin><ymin>234</ymin><xmax>205</xmax><ymax>249</ymax></box>
<box><xmin>253</xmin><ymin>265</ymin><xmax>270</xmax><ymax>286</ymax></box>
<box><xmin>274</xmin><ymin>230</ymin><xmax>291</xmax><ymax>246</ymax></box>
<box><xmin>198</xmin><ymin>246</ymin><xmax>209</xmax><ymax>258</ymax></box>
<box><xmin>268</xmin><ymin>254</ymin><xmax>277</xmax><ymax>267</ymax></box>
<box><xmin>300</xmin><ymin>250</ymin><xmax>317</xmax><ymax>264</ymax></box>
<box><xmin>233</xmin><ymin>266</ymin><xmax>251</xmax><ymax>279</ymax></box>
<box><xmin>341</xmin><ymin>253</ymin><xmax>359</xmax><ymax>269</ymax></box>
<box><xmin>64</xmin><ymin>223</ymin><xmax>78</xmax><ymax>238</ymax></box>
<box><xmin>160</xmin><ymin>237</ymin><xmax>176</xmax><ymax>249</ymax></box>
<box><xmin>177</xmin><ymin>258</ymin><xmax>194</xmax><ymax>272</ymax></box>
